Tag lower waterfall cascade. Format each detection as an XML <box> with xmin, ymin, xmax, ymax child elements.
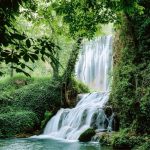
<box><xmin>40</xmin><ymin>35</ymin><xmax>113</xmax><ymax>141</ymax></box>
<box><xmin>43</xmin><ymin>92</ymin><xmax>109</xmax><ymax>140</ymax></box>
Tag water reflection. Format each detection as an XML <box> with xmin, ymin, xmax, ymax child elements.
<box><xmin>0</xmin><ymin>138</ymin><xmax>112</xmax><ymax>150</ymax></box>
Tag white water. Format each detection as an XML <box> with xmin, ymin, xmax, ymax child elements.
<box><xmin>76</xmin><ymin>35</ymin><xmax>113</xmax><ymax>91</ymax></box>
<box><xmin>41</xmin><ymin>35</ymin><xmax>113</xmax><ymax>141</ymax></box>
<box><xmin>43</xmin><ymin>92</ymin><xmax>109</xmax><ymax>140</ymax></box>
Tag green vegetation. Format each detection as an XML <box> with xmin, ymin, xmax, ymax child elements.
<box><xmin>40</xmin><ymin>111</ymin><xmax>53</xmax><ymax>129</ymax></box>
<box><xmin>110</xmin><ymin>0</ymin><xmax>150</xmax><ymax>135</ymax></box>
<box><xmin>0</xmin><ymin>75</ymin><xmax>89</xmax><ymax>137</ymax></box>
<box><xmin>78</xmin><ymin>128</ymin><xmax>96</xmax><ymax>142</ymax></box>
<box><xmin>0</xmin><ymin>0</ymin><xmax>150</xmax><ymax>149</ymax></box>
<box><xmin>136</xmin><ymin>142</ymin><xmax>150</xmax><ymax>150</ymax></box>
<box><xmin>0</xmin><ymin>111</ymin><xmax>38</xmax><ymax>138</ymax></box>
<box><xmin>106</xmin><ymin>1</ymin><xmax>150</xmax><ymax>148</ymax></box>
<box><xmin>99</xmin><ymin>129</ymin><xmax>150</xmax><ymax>150</ymax></box>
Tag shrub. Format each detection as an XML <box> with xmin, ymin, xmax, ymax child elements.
<box><xmin>0</xmin><ymin>76</ymin><xmax>60</xmax><ymax>137</ymax></box>
<box><xmin>137</xmin><ymin>141</ymin><xmax>150</xmax><ymax>150</ymax></box>
<box><xmin>0</xmin><ymin>111</ymin><xmax>39</xmax><ymax>137</ymax></box>
<box><xmin>0</xmin><ymin>75</ymin><xmax>34</xmax><ymax>94</ymax></box>
<box><xmin>99</xmin><ymin>133</ymin><xmax>112</xmax><ymax>146</ymax></box>
<box><xmin>111</xmin><ymin>130</ymin><xmax>147</xmax><ymax>149</ymax></box>
<box><xmin>0</xmin><ymin>75</ymin><xmax>89</xmax><ymax>138</ymax></box>
<box><xmin>13</xmin><ymin>80</ymin><xmax>60</xmax><ymax>119</ymax></box>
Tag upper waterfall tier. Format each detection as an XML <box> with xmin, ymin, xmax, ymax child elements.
<box><xmin>75</xmin><ymin>35</ymin><xmax>113</xmax><ymax>91</ymax></box>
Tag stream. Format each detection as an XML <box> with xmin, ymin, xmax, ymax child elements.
<box><xmin>0</xmin><ymin>138</ymin><xmax>112</xmax><ymax>150</ymax></box>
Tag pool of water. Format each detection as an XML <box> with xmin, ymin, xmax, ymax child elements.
<box><xmin>0</xmin><ymin>138</ymin><xmax>112</xmax><ymax>150</ymax></box>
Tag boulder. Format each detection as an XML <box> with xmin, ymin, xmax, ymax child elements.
<box><xmin>78</xmin><ymin>128</ymin><xmax>96</xmax><ymax>142</ymax></box>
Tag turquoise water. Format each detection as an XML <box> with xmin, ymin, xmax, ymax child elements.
<box><xmin>0</xmin><ymin>138</ymin><xmax>112</xmax><ymax>150</ymax></box>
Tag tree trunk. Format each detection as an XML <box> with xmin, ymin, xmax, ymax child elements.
<box><xmin>10</xmin><ymin>62</ymin><xmax>14</xmax><ymax>77</ymax></box>
<box><xmin>61</xmin><ymin>37</ymin><xmax>83</xmax><ymax>107</ymax></box>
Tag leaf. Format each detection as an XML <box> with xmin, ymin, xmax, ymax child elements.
<box><xmin>29</xmin><ymin>55</ymin><xmax>35</xmax><ymax>63</ymax></box>
<box><xmin>18</xmin><ymin>62</ymin><xmax>33</xmax><ymax>71</ymax></box>
<box><xmin>11</xmin><ymin>66</ymin><xmax>31</xmax><ymax>77</ymax></box>
<box><xmin>21</xmin><ymin>63</ymin><xmax>25</xmax><ymax>69</ymax></box>
<box><xmin>30</xmin><ymin>53</ymin><xmax>38</xmax><ymax>60</ymax></box>
<box><xmin>0</xmin><ymin>71</ymin><xmax>3</xmax><ymax>76</ymax></box>
<box><xmin>12</xmin><ymin>33</ymin><xmax>26</xmax><ymax>40</ymax></box>
<box><xmin>23</xmin><ymin>54</ymin><xmax>29</xmax><ymax>62</ymax></box>
<box><xmin>40</xmin><ymin>47</ymin><xmax>45</xmax><ymax>54</ymax></box>
<box><xmin>1</xmin><ymin>50</ymin><xmax>10</xmax><ymax>57</ymax></box>
<box><xmin>26</xmin><ymin>39</ymin><xmax>31</xmax><ymax>48</ymax></box>
<box><xmin>41</xmin><ymin>56</ymin><xmax>45</xmax><ymax>62</ymax></box>
<box><xmin>34</xmin><ymin>50</ymin><xmax>39</xmax><ymax>54</ymax></box>
<box><xmin>12</xmin><ymin>56</ymin><xmax>19</xmax><ymax>63</ymax></box>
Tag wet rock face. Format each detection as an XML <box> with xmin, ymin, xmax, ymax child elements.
<box><xmin>104</xmin><ymin>106</ymin><xmax>120</xmax><ymax>131</ymax></box>
<box><xmin>104</xmin><ymin>106</ymin><xmax>113</xmax><ymax>118</ymax></box>
<box><xmin>112</xmin><ymin>114</ymin><xmax>120</xmax><ymax>131</ymax></box>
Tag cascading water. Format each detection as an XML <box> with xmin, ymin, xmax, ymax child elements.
<box><xmin>76</xmin><ymin>35</ymin><xmax>113</xmax><ymax>91</ymax></box>
<box><xmin>41</xmin><ymin>35</ymin><xmax>113</xmax><ymax>141</ymax></box>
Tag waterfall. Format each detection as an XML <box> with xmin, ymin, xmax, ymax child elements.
<box><xmin>76</xmin><ymin>35</ymin><xmax>113</xmax><ymax>91</ymax></box>
<box><xmin>41</xmin><ymin>35</ymin><xmax>113</xmax><ymax>141</ymax></box>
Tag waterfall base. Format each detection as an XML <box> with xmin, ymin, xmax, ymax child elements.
<box><xmin>40</xmin><ymin>92</ymin><xmax>112</xmax><ymax>141</ymax></box>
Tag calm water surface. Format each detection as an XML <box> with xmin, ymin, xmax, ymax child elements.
<box><xmin>0</xmin><ymin>138</ymin><xmax>112</xmax><ymax>150</ymax></box>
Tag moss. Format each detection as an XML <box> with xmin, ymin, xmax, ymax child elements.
<box><xmin>78</xmin><ymin>128</ymin><xmax>96</xmax><ymax>142</ymax></box>
<box><xmin>99</xmin><ymin>133</ymin><xmax>112</xmax><ymax>146</ymax></box>
<box><xmin>41</xmin><ymin>111</ymin><xmax>53</xmax><ymax>129</ymax></box>
<box><xmin>72</xmin><ymin>78</ymin><xmax>90</xmax><ymax>94</ymax></box>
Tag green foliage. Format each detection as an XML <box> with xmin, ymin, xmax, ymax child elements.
<box><xmin>53</xmin><ymin>0</ymin><xmax>115</xmax><ymax>38</ymax></box>
<box><xmin>112</xmin><ymin>131</ymin><xmax>150</xmax><ymax>150</ymax></box>
<box><xmin>0</xmin><ymin>75</ymin><xmax>59</xmax><ymax>137</ymax></box>
<box><xmin>112</xmin><ymin>133</ymin><xmax>134</xmax><ymax>149</ymax></box>
<box><xmin>78</xmin><ymin>128</ymin><xmax>95</xmax><ymax>142</ymax></box>
<box><xmin>0</xmin><ymin>75</ymin><xmax>88</xmax><ymax>137</ymax></box>
<box><xmin>13</xmin><ymin>79</ymin><xmax>61</xmax><ymax>119</ymax></box>
<box><xmin>0</xmin><ymin>111</ymin><xmax>38</xmax><ymax>137</ymax></box>
<box><xmin>0</xmin><ymin>0</ymin><xmax>62</xmax><ymax>77</ymax></box>
<box><xmin>71</xmin><ymin>78</ymin><xmax>90</xmax><ymax>94</ymax></box>
<box><xmin>136</xmin><ymin>141</ymin><xmax>150</xmax><ymax>150</ymax></box>
<box><xmin>99</xmin><ymin>133</ymin><xmax>112</xmax><ymax>146</ymax></box>
<box><xmin>110</xmin><ymin>0</ymin><xmax>150</xmax><ymax>134</ymax></box>
<box><xmin>99</xmin><ymin>130</ymin><xmax>150</xmax><ymax>150</ymax></box>
<box><xmin>41</xmin><ymin>111</ymin><xmax>53</xmax><ymax>129</ymax></box>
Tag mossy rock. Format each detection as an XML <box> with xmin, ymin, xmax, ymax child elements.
<box><xmin>99</xmin><ymin>132</ymin><xmax>112</xmax><ymax>146</ymax></box>
<box><xmin>78</xmin><ymin>128</ymin><xmax>96</xmax><ymax>142</ymax></box>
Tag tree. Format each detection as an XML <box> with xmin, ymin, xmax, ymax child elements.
<box><xmin>49</xmin><ymin>0</ymin><xmax>116</xmax><ymax>106</ymax></box>
<box><xmin>0</xmin><ymin>0</ymin><xmax>60</xmax><ymax>76</ymax></box>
